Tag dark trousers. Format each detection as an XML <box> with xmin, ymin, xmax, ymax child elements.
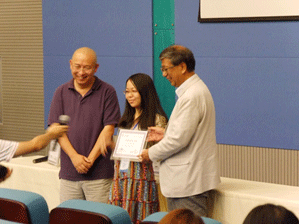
<box><xmin>166</xmin><ymin>191</ymin><xmax>209</xmax><ymax>217</ymax></box>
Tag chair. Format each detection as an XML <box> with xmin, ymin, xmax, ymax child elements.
<box><xmin>0</xmin><ymin>219</ymin><xmax>21</xmax><ymax>223</ymax></box>
<box><xmin>141</xmin><ymin>212</ymin><xmax>168</xmax><ymax>223</ymax></box>
<box><xmin>201</xmin><ymin>217</ymin><xmax>222</xmax><ymax>224</ymax></box>
<box><xmin>0</xmin><ymin>188</ymin><xmax>49</xmax><ymax>224</ymax></box>
<box><xmin>49</xmin><ymin>199</ymin><xmax>131</xmax><ymax>224</ymax></box>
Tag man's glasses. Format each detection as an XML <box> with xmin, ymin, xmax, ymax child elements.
<box><xmin>72</xmin><ymin>65</ymin><xmax>94</xmax><ymax>72</ymax></box>
<box><xmin>160</xmin><ymin>66</ymin><xmax>175</xmax><ymax>73</ymax></box>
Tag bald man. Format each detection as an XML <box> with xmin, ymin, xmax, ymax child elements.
<box><xmin>48</xmin><ymin>47</ymin><xmax>120</xmax><ymax>203</ymax></box>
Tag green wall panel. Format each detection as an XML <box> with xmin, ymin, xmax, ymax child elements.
<box><xmin>153</xmin><ymin>0</ymin><xmax>175</xmax><ymax>118</ymax></box>
<box><xmin>153</xmin><ymin>30</ymin><xmax>175</xmax><ymax>118</ymax></box>
<box><xmin>153</xmin><ymin>0</ymin><xmax>175</xmax><ymax>29</ymax></box>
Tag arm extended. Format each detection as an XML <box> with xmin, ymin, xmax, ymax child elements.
<box><xmin>14</xmin><ymin>123</ymin><xmax>69</xmax><ymax>157</ymax></box>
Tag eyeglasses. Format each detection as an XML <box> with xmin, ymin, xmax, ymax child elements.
<box><xmin>123</xmin><ymin>90</ymin><xmax>139</xmax><ymax>95</ymax></box>
<box><xmin>72</xmin><ymin>64</ymin><xmax>94</xmax><ymax>72</ymax></box>
<box><xmin>160</xmin><ymin>65</ymin><xmax>175</xmax><ymax>73</ymax></box>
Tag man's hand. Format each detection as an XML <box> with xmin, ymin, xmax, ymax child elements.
<box><xmin>88</xmin><ymin>125</ymin><xmax>115</xmax><ymax>164</ymax></box>
<box><xmin>147</xmin><ymin>126</ymin><xmax>165</xmax><ymax>142</ymax></box>
<box><xmin>70</xmin><ymin>154</ymin><xmax>92</xmax><ymax>174</ymax></box>
<box><xmin>47</xmin><ymin>123</ymin><xmax>69</xmax><ymax>139</ymax></box>
<box><xmin>139</xmin><ymin>149</ymin><xmax>151</xmax><ymax>163</ymax></box>
<box><xmin>98</xmin><ymin>135</ymin><xmax>110</xmax><ymax>157</ymax></box>
<box><xmin>90</xmin><ymin>133</ymin><xmax>112</xmax><ymax>160</ymax></box>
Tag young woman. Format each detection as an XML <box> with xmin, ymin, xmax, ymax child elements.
<box><xmin>108</xmin><ymin>73</ymin><xmax>168</xmax><ymax>224</ymax></box>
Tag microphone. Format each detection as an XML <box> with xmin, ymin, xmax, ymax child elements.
<box><xmin>33</xmin><ymin>115</ymin><xmax>70</xmax><ymax>164</ymax></box>
<box><xmin>51</xmin><ymin>115</ymin><xmax>71</xmax><ymax>150</ymax></box>
<box><xmin>33</xmin><ymin>156</ymin><xmax>48</xmax><ymax>163</ymax></box>
<box><xmin>59</xmin><ymin>115</ymin><xmax>71</xmax><ymax>126</ymax></box>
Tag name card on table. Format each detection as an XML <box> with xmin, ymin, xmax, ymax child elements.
<box><xmin>48</xmin><ymin>140</ymin><xmax>61</xmax><ymax>166</ymax></box>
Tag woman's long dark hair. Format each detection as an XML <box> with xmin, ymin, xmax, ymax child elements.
<box><xmin>119</xmin><ymin>73</ymin><xmax>168</xmax><ymax>130</ymax></box>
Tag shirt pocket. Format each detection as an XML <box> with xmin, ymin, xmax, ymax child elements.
<box><xmin>161</xmin><ymin>160</ymin><xmax>191</xmax><ymax>194</ymax></box>
<box><xmin>164</xmin><ymin>157</ymin><xmax>190</xmax><ymax>166</ymax></box>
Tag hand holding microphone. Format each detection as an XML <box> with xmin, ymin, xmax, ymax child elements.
<box><xmin>51</xmin><ymin>115</ymin><xmax>71</xmax><ymax>149</ymax></box>
<box><xmin>33</xmin><ymin>115</ymin><xmax>70</xmax><ymax>163</ymax></box>
<box><xmin>59</xmin><ymin>115</ymin><xmax>71</xmax><ymax>126</ymax></box>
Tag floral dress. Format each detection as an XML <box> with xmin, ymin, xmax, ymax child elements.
<box><xmin>108</xmin><ymin>114</ymin><xmax>167</xmax><ymax>224</ymax></box>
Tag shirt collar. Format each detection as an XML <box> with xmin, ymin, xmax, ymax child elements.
<box><xmin>175</xmin><ymin>74</ymin><xmax>200</xmax><ymax>97</ymax></box>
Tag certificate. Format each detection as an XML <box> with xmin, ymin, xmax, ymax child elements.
<box><xmin>112</xmin><ymin>129</ymin><xmax>148</xmax><ymax>161</ymax></box>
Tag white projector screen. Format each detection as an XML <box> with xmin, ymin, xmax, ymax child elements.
<box><xmin>199</xmin><ymin>0</ymin><xmax>299</xmax><ymax>22</ymax></box>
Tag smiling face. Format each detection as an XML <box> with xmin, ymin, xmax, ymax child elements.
<box><xmin>70</xmin><ymin>48</ymin><xmax>99</xmax><ymax>89</ymax></box>
<box><xmin>125</xmin><ymin>79</ymin><xmax>141</xmax><ymax>110</ymax></box>
<box><xmin>160</xmin><ymin>58</ymin><xmax>184</xmax><ymax>87</ymax></box>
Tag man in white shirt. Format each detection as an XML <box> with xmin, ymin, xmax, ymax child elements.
<box><xmin>140</xmin><ymin>45</ymin><xmax>220</xmax><ymax>217</ymax></box>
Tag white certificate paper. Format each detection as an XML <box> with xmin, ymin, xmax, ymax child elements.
<box><xmin>112</xmin><ymin>129</ymin><xmax>148</xmax><ymax>161</ymax></box>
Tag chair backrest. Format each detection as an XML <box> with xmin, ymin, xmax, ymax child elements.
<box><xmin>141</xmin><ymin>212</ymin><xmax>168</xmax><ymax>223</ymax></box>
<box><xmin>0</xmin><ymin>188</ymin><xmax>49</xmax><ymax>224</ymax></box>
<box><xmin>49</xmin><ymin>199</ymin><xmax>131</xmax><ymax>224</ymax></box>
<box><xmin>201</xmin><ymin>217</ymin><xmax>222</xmax><ymax>224</ymax></box>
<box><xmin>0</xmin><ymin>219</ymin><xmax>21</xmax><ymax>223</ymax></box>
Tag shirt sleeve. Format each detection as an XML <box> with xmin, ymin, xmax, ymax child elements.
<box><xmin>48</xmin><ymin>86</ymin><xmax>64</xmax><ymax>125</ymax></box>
<box><xmin>102</xmin><ymin>87</ymin><xmax>121</xmax><ymax>126</ymax></box>
<box><xmin>0</xmin><ymin>139</ymin><xmax>19</xmax><ymax>162</ymax></box>
<box><xmin>155</xmin><ymin>114</ymin><xmax>167</xmax><ymax>128</ymax></box>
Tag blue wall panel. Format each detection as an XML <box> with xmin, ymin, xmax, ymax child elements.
<box><xmin>43</xmin><ymin>0</ymin><xmax>299</xmax><ymax>150</ymax></box>
<box><xmin>42</xmin><ymin>1</ymin><xmax>153</xmax><ymax>124</ymax></box>
<box><xmin>175</xmin><ymin>1</ymin><xmax>299</xmax><ymax>149</ymax></box>
<box><xmin>43</xmin><ymin>1</ymin><xmax>152</xmax><ymax>56</ymax></box>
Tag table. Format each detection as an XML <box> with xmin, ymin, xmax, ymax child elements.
<box><xmin>0</xmin><ymin>156</ymin><xmax>60</xmax><ymax>211</ymax></box>
<box><xmin>211</xmin><ymin>177</ymin><xmax>299</xmax><ymax>224</ymax></box>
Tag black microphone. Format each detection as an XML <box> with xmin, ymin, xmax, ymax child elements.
<box><xmin>33</xmin><ymin>115</ymin><xmax>70</xmax><ymax>164</ymax></box>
